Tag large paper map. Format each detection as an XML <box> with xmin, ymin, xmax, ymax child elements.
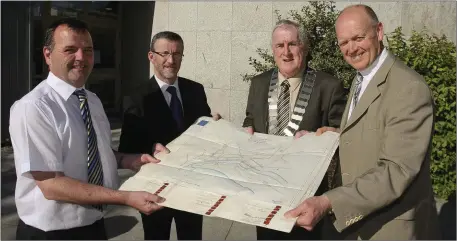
<box><xmin>119</xmin><ymin>117</ymin><xmax>339</xmax><ymax>232</ymax></box>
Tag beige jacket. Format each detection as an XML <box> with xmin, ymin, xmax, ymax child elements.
<box><xmin>324</xmin><ymin>51</ymin><xmax>441</xmax><ymax>239</ymax></box>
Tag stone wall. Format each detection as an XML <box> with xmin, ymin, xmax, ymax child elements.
<box><xmin>150</xmin><ymin>1</ymin><xmax>456</xmax><ymax>126</ymax></box>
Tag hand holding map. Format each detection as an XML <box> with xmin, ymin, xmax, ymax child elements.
<box><xmin>120</xmin><ymin>117</ymin><xmax>339</xmax><ymax>232</ymax></box>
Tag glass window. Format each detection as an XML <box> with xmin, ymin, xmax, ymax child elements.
<box><xmin>32</xmin><ymin>20</ymin><xmax>44</xmax><ymax>76</ymax></box>
<box><xmin>50</xmin><ymin>1</ymin><xmax>85</xmax><ymax>18</ymax></box>
<box><xmin>88</xmin><ymin>1</ymin><xmax>118</xmax><ymax>19</ymax></box>
<box><xmin>91</xmin><ymin>28</ymin><xmax>116</xmax><ymax>68</ymax></box>
<box><xmin>32</xmin><ymin>2</ymin><xmax>42</xmax><ymax>17</ymax></box>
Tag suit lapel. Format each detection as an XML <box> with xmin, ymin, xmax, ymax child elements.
<box><xmin>340</xmin><ymin>75</ymin><xmax>357</xmax><ymax>130</ymax></box>
<box><xmin>148</xmin><ymin>76</ymin><xmax>174</xmax><ymax>117</ymax></box>
<box><xmin>262</xmin><ymin>70</ymin><xmax>274</xmax><ymax>133</ymax></box>
<box><xmin>149</xmin><ymin>76</ymin><xmax>160</xmax><ymax>94</ymax></box>
<box><xmin>343</xmin><ymin>51</ymin><xmax>396</xmax><ymax>132</ymax></box>
<box><xmin>178</xmin><ymin>78</ymin><xmax>193</xmax><ymax>124</ymax></box>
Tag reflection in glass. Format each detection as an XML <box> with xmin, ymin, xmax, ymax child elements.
<box><xmin>50</xmin><ymin>1</ymin><xmax>84</xmax><ymax>17</ymax></box>
<box><xmin>32</xmin><ymin>2</ymin><xmax>42</xmax><ymax>17</ymax></box>
<box><xmin>91</xmin><ymin>28</ymin><xmax>116</xmax><ymax>68</ymax></box>
<box><xmin>88</xmin><ymin>1</ymin><xmax>118</xmax><ymax>19</ymax></box>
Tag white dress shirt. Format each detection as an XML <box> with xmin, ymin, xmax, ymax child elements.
<box><xmin>9</xmin><ymin>72</ymin><xmax>120</xmax><ymax>231</ymax></box>
<box><xmin>348</xmin><ymin>48</ymin><xmax>388</xmax><ymax>119</ymax></box>
<box><xmin>155</xmin><ymin>75</ymin><xmax>183</xmax><ymax>109</ymax></box>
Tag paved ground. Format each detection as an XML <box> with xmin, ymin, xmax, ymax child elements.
<box><xmin>1</xmin><ymin>129</ymin><xmax>455</xmax><ymax>240</ymax></box>
<box><xmin>1</xmin><ymin>129</ymin><xmax>256</xmax><ymax>240</ymax></box>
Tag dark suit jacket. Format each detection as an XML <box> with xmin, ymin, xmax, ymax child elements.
<box><xmin>242</xmin><ymin>68</ymin><xmax>347</xmax><ymax>192</ymax></box>
<box><xmin>243</xmin><ymin>69</ymin><xmax>346</xmax><ymax>133</ymax></box>
<box><xmin>118</xmin><ymin>76</ymin><xmax>211</xmax><ymax>154</ymax></box>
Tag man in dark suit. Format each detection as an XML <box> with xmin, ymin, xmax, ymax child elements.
<box><xmin>242</xmin><ymin>19</ymin><xmax>347</xmax><ymax>240</ymax></box>
<box><xmin>118</xmin><ymin>31</ymin><xmax>220</xmax><ymax>240</ymax></box>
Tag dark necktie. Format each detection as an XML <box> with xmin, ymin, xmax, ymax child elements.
<box><xmin>275</xmin><ymin>80</ymin><xmax>291</xmax><ymax>136</ymax></box>
<box><xmin>167</xmin><ymin>86</ymin><xmax>184</xmax><ymax>131</ymax></box>
<box><xmin>73</xmin><ymin>89</ymin><xmax>104</xmax><ymax>212</ymax></box>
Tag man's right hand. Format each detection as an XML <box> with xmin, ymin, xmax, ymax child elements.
<box><xmin>125</xmin><ymin>191</ymin><xmax>165</xmax><ymax>215</ymax></box>
<box><xmin>315</xmin><ymin>126</ymin><xmax>341</xmax><ymax>136</ymax></box>
<box><xmin>245</xmin><ymin>126</ymin><xmax>254</xmax><ymax>135</ymax></box>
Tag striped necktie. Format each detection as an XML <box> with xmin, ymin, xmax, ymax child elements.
<box><xmin>275</xmin><ymin>80</ymin><xmax>290</xmax><ymax>136</ymax></box>
<box><xmin>74</xmin><ymin>89</ymin><xmax>104</xmax><ymax>212</ymax></box>
<box><xmin>352</xmin><ymin>73</ymin><xmax>363</xmax><ymax>108</ymax></box>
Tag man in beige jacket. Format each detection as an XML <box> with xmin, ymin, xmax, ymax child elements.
<box><xmin>285</xmin><ymin>4</ymin><xmax>441</xmax><ymax>239</ymax></box>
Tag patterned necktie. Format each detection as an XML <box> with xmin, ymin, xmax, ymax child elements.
<box><xmin>167</xmin><ymin>86</ymin><xmax>184</xmax><ymax>131</ymax></box>
<box><xmin>74</xmin><ymin>89</ymin><xmax>104</xmax><ymax>211</ymax></box>
<box><xmin>275</xmin><ymin>80</ymin><xmax>291</xmax><ymax>136</ymax></box>
<box><xmin>352</xmin><ymin>73</ymin><xmax>363</xmax><ymax>108</ymax></box>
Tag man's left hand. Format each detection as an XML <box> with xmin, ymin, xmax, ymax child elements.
<box><xmin>126</xmin><ymin>143</ymin><xmax>170</xmax><ymax>172</ymax></box>
<box><xmin>152</xmin><ymin>143</ymin><xmax>170</xmax><ymax>157</ymax></box>
<box><xmin>128</xmin><ymin>154</ymin><xmax>160</xmax><ymax>172</ymax></box>
<box><xmin>212</xmin><ymin>113</ymin><xmax>222</xmax><ymax>121</ymax></box>
<box><xmin>284</xmin><ymin>195</ymin><xmax>332</xmax><ymax>231</ymax></box>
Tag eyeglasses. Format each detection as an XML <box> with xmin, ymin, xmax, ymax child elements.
<box><xmin>152</xmin><ymin>51</ymin><xmax>184</xmax><ymax>59</ymax></box>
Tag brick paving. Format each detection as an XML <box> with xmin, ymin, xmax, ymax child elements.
<box><xmin>1</xmin><ymin>129</ymin><xmax>454</xmax><ymax>240</ymax></box>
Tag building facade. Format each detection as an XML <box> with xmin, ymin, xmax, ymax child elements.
<box><xmin>2</xmin><ymin>1</ymin><xmax>456</xmax><ymax>143</ymax></box>
<box><xmin>1</xmin><ymin>1</ymin><xmax>155</xmax><ymax>142</ymax></box>
<box><xmin>150</xmin><ymin>1</ymin><xmax>456</xmax><ymax>127</ymax></box>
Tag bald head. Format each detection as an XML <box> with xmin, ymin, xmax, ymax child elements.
<box><xmin>335</xmin><ymin>4</ymin><xmax>384</xmax><ymax>71</ymax></box>
<box><xmin>337</xmin><ymin>4</ymin><xmax>379</xmax><ymax>27</ymax></box>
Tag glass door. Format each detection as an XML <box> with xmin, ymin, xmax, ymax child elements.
<box><xmin>32</xmin><ymin>1</ymin><xmax>122</xmax><ymax>115</ymax></box>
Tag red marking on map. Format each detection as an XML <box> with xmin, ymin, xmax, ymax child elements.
<box><xmin>205</xmin><ymin>195</ymin><xmax>227</xmax><ymax>215</ymax></box>
<box><xmin>263</xmin><ymin>205</ymin><xmax>282</xmax><ymax>225</ymax></box>
<box><xmin>154</xmin><ymin>183</ymin><xmax>169</xmax><ymax>195</ymax></box>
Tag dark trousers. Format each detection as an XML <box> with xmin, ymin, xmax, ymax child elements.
<box><xmin>16</xmin><ymin>218</ymin><xmax>107</xmax><ymax>240</ymax></box>
<box><xmin>141</xmin><ymin>207</ymin><xmax>203</xmax><ymax>240</ymax></box>
<box><xmin>257</xmin><ymin>220</ymin><xmax>323</xmax><ymax>240</ymax></box>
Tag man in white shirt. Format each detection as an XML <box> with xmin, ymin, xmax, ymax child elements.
<box><xmin>288</xmin><ymin>4</ymin><xmax>439</xmax><ymax>239</ymax></box>
<box><xmin>9</xmin><ymin>18</ymin><xmax>169</xmax><ymax>240</ymax></box>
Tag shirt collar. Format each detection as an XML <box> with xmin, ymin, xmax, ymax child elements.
<box><xmin>278</xmin><ymin>68</ymin><xmax>305</xmax><ymax>90</ymax></box>
<box><xmin>154</xmin><ymin>75</ymin><xmax>179</xmax><ymax>92</ymax></box>
<box><xmin>46</xmin><ymin>72</ymin><xmax>83</xmax><ymax>101</ymax></box>
<box><xmin>359</xmin><ymin>48</ymin><xmax>388</xmax><ymax>78</ymax></box>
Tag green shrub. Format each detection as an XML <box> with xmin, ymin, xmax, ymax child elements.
<box><xmin>242</xmin><ymin>1</ymin><xmax>355</xmax><ymax>89</ymax></box>
<box><xmin>387</xmin><ymin>28</ymin><xmax>456</xmax><ymax>199</ymax></box>
<box><xmin>243</xmin><ymin>1</ymin><xmax>456</xmax><ymax>199</ymax></box>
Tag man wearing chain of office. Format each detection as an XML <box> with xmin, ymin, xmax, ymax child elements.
<box><xmin>242</xmin><ymin>19</ymin><xmax>347</xmax><ymax>240</ymax></box>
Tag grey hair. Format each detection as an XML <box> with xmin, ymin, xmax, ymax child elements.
<box><xmin>272</xmin><ymin>19</ymin><xmax>309</xmax><ymax>47</ymax></box>
<box><xmin>150</xmin><ymin>31</ymin><xmax>184</xmax><ymax>51</ymax></box>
